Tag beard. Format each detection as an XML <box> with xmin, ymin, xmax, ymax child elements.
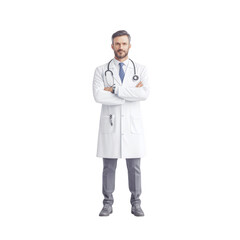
<box><xmin>114</xmin><ymin>49</ymin><xmax>129</xmax><ymax>59</ymax></box>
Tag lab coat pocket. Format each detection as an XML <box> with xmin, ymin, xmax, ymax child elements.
<box><xmin>130</xmin><ymin>117</ymin><xmax>143</xmax><ymax>134</ymax></box>
<box><xmin>100</xmin><ymin>114</ymin><xmax>115</xmax><ymax>134</ymax></box>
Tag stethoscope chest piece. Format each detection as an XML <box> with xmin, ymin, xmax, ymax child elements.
<box><xmin>133</xmin><ymin>75</ymin><xmax>139</xmax><ymax>81</ymax></box>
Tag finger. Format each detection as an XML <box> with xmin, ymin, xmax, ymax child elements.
<box><xmin>136</xmin><ymin>82</ymin><xmax>141</xmax><ymax>87</ymax></box>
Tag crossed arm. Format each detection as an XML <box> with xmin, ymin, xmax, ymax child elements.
<box><xmin>93</xmin><ymin>66</ymin><xmax>149</xmax><ymax>105</ymax></box>
<box><xmin>104</xmin><ymin>81</ymin><xmax>143</xmax><ymax>92</ymax></box>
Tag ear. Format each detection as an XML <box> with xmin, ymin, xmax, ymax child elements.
<box><xmin>129</xmin><ymin>43</ymin><xmax>132</xmax><ymax>49</ymax></box>
<box><xmin>111</xmin><ymin>44</ymin><xmax>114</xmax><ymax>50</ymax></box>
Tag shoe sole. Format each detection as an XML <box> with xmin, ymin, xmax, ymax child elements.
<box><xmin>99</xmin><ymin>209</ymin><xmax>113</xmax><ymax>217</ymax></box>
<box><xmin>131</xmin><ymin>210</ymin><xmax>144</xmax><ymax>217</ymax></box>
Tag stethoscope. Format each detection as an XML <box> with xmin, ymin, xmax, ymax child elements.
<box><xmin>104</xmin><ymin>58</ymin><xmax>139</xmax><ymax>87</ymax></box>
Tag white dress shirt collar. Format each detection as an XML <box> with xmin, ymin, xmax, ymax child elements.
<box><xmin>113</xmin><ymin>57</ymin><xmax>129</xmax><ymax>68</ymax></box>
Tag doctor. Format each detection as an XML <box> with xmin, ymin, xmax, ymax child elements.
<box><xmin>92</xmin><ymin>30</ymin><xmax>149</xmax><ymax>217</ymax></box>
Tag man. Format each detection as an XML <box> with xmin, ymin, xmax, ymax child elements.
<box><xmin>92</xmin><ymin>30</ymin><xmax>149</xmax><ymax>217</ymax></box>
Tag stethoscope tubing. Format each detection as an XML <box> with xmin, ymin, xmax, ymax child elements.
<box><xmin>104</xmin><ymin>58</ymin><xmax>139</xmax><ymax>86</ymax></box>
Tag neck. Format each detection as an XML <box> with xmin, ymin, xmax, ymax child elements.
<box><xmin>114</xmin><ymin>56</ymin><xmax>129</xmax><ymax>62</ymax></box>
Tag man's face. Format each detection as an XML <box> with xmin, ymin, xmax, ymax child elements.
<box><xmin>111</xmin><ymin>35</ymin><xmax>131</xmax><ymax>60</ymax></box>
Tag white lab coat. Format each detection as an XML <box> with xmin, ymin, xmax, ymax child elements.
<box><xmin>93</xmin><ymin>59</ymin><xmax>150</xmax><ymax>158</ymax></box>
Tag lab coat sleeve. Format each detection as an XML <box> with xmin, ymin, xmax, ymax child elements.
<box><xmin>114</xmin><ymin>66</ymin><xmax>150</xmax><ymax>102</ymax></box>
<box><xmin>92</xmin><ymin>67</ymin><xmax>125</xmax><ymax>105</ymax></box>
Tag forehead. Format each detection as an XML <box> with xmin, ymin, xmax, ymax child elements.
<box><xmin>113</xmin><ymin>35</ymin><xmax>129</xmax><ymax>44</ymax></box>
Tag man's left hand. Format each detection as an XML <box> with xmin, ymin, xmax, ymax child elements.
<box><xmin>104</xmin><ymin>87</ymin><xmax>113</xmax><ymax>92</ymax></box>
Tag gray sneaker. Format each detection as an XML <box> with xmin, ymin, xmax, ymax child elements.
<box><xmin>131</xmin><ymin>204</ymin><xmax>144</xmax><ymax>217</ymax></box>
<box><xmin>99</xmin><ymin>204</ymin><xmax>113</xmax><ymax>216</ymax></box>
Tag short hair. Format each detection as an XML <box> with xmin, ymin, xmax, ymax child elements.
<box><xmin>112</xmin><ymin>30</ymin><xmax>131</xmax><ymax>44</ymax></box>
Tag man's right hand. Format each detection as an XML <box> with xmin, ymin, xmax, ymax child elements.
<box><xmin>136</xmin><ymin>81</ymin><xmax>143</xmax><ymax>88</ymax></box>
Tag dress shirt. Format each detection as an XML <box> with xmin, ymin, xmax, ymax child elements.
<box><xmin>112</xmin><ymin>58</ymin><xmax>129</xmax><ymax>75</ymax></box>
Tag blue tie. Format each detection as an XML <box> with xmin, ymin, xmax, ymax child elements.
<box><xmin>119</xmin><ymin>62</ymin><xmax>125</xmax><ymax>83</ymax></box>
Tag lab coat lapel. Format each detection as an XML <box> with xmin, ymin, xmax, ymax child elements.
<box><xmin>109</xmin><ymin>65</ymin><xmax>122</xmax><ymax>86</ymax></box>
<box><xmin>122</xmin><ymin>62</ymin><xmax>134</xmax><ymax>87</ymax></box>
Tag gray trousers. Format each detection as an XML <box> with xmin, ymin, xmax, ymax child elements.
<box><xmin>102</xmin><ymin>158</ymin><xmax>142</xmax><ymax>206</ymax></box>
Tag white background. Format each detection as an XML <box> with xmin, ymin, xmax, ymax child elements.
<box><xmin>0</xmin><ymin>0</ymin><xmax>240</xmax><ymax>239</ymax></box>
